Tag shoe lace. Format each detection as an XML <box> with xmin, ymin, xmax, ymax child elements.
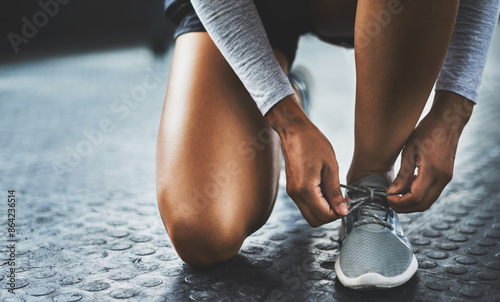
<box><xmin>340</xmin><ymin>184</ymin><xmax>395</xmax><ymax>229</ymax></box>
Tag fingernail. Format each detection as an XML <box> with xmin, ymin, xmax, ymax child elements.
<box><xmin>339</xmin><ymin>203</ymin><xmax>348</xmax><ymax>216</ymax></box>
<box><xmin>387</xmin><ymin>185</ymin><xmax>396</xmax><ymax>193</ymax></box>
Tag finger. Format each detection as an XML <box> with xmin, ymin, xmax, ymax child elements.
<box><xmin>293</xmin><ymin>196</ymin><xmax>325</xmax><ymax>227</ymax></box>
<box><xmin>386</xmin><ymin>175</ymin><xmax>415</xmax><ymax>205</ymax></box>
<box><xmin>288</xmin><ymin>180</ymin><xmax>339</xmax><ymax>226</ymax></box>
<box><xmin>302</xmin><ymin>180</ymin><xmax>341</xmax><ymax>224</ymax></box>
<box><xmin>389</xmin><ymin>179</ymin><xmax>437</xmax><ymax>213</ymax></box>
<box><xmin>311</xmin><ymin>182</ymin><xmax>342</xmax><ymax>220</ymax></box>
<box><xmin>389</xmin><ymin>162</ymin><xmax>437</xmax><ymax>212</ymax></box>
<box><xmin>387</xmin><ymin>148</ymin><xmax>417</xmax><ymax>194</ymax></box>
<box><xmin>322</xmin><ymin>162</ymin><xmax>348</xmax><ymax>216</ymax></box>
<box><xmin>418</xmin><ymin>173</ymin><xmax>450</xmax><ymax>210</ymax></box>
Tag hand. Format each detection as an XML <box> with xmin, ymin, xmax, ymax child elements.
<box><xmin>387</xmin><ymin>91</ymin><xmax>473</xmax><ymax>212</ymax></box>
<box><xmin>266</xmin><ymin>96</ymin><xmax>348</xmax><ymax>227</ymax></box>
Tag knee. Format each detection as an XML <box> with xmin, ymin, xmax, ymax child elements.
<box><xmin>166</xmin><ymin>218</ymin><xmax>245</xmax><ymax>268</ymax></box>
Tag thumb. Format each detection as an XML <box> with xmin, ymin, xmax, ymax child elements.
<box><xmin>387</xmin><ymin>150</ymin><xmax>417</xmax><ymax>194</ymax></box>
<box><xmin>323</xmin><ymin>163</ymin><xmax>348</xmax><ymax>216</ymax></box>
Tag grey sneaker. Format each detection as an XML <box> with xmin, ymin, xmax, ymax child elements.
<box><xmin>335</xmin><ymin>175</ymin><xmax>417</xmax><ymax>289</ymax></box>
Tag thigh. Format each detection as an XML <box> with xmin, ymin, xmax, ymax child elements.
<box><xmin>157</xmin><ymin>33</ymin><xmax>284</xmax><ymax>241</ymax></box>
<box><xmin>311</xmin><ymin>0</ymin><xmax>357</xmax><ymax>38</ymax></box>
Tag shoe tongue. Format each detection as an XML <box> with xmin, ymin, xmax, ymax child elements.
<box><xmin>351</xmin><ymin>175</ymin><xmax>389</xmax><ymax>189</ymax></box>
<box><xmin>351</xmin><ymin>175</ymin><xmax>389</xmax><ymax>230</ymax></box>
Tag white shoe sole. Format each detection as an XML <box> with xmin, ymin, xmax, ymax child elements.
<box><xmin>334</xmin><ymin>254</ymin><xmax>418</xmax><ymax>289</ymax></box>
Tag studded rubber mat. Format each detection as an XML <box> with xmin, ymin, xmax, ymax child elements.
<box><xmin>1</xmin><ymin>32</ymin><xmax>499</xmax><ymax>301</ymax></box>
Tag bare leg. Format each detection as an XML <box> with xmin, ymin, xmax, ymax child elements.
<box><xmin>156</xmin><ymin>33</ymin><xmax>289</xmax><ymax>267</ymax></box>
<box><xmin>347</xmin><ymin>0</ymin><xmax>459</xmax><ymax>184</ymax></box>
<box><xmin>311</xmin><ymin>0</ymin><xmax>357</xmax><ymax>38</ymax></box>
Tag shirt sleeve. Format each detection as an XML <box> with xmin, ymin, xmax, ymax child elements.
<box><xmin>190</xmin><ymin>0</ymin><xmax>295</xmax><ymax>115</ymax></box>
<box><xmin>436</xmin><ymin>0</ymin><xmax>500</xmax><ymax>103</ymax></box>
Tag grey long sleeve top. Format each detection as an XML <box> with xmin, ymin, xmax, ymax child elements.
<box><xmin>191</xmin><ymin>0</ymin><xmax>500</xmax><ymax>115</ymax></box>
<box><xmin>436</xmin><ymin>0</ymin><xmax>500</xmax><ymax>102</ymax></box>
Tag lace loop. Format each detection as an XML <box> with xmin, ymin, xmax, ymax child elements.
<box><xmin>340</xmin><ymin>184</ymin><xmax>395</xmax><ymax>229</ymax></box>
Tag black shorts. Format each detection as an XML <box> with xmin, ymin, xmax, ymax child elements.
<box><xmin>164</xmin><ymin>0</ymin><xmax>354</xmax><ymax>65</ymax></box>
